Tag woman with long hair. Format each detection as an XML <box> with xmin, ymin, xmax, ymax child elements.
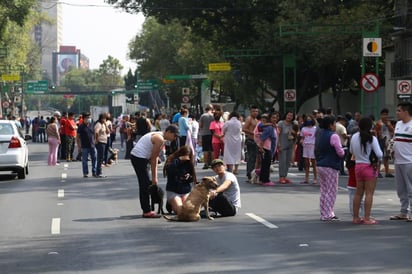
<box><xmin>163</xmin><ymin>145</ymin><xmax>197</xmax><ymax>215</ymax></box>
<box><xmin>350</xmin><ymin>117</ymin><xmax>383</xmax><ymax>225</ymax></box>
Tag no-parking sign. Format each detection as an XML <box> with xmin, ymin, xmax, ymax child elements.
<box><xmin>360</xmin><ymin>73</ymin><xmax>380</xmax><ymax>93</ymax></box>
<box><xmin>284</xmin><ymin>89</ymin><xmax>296</xmax><ymax>102</ymax></box>
<box><xmin>397</xmin><ymin>80</ymin><xmax>412</xmax><ymax>95</ymax></box>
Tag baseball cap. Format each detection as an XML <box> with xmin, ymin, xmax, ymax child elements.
<box><xmin>165</xmin><ymin>125</ymin><xmax>179</xmax><ymax>135</ymax></box>
<box><xmin>210</xmin><ymin>159</ymin><xmax>224</xmax><ymax>168</ymax></box>
<box><xmin>53</xmin><ymin>111</ymin><xmax>61</xmax><ymax>117</ymax></box>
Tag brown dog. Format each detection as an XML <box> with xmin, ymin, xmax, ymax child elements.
<box><xmin>163</xmin><ymin>176</ymin><xmax>218</xmax><ymax>222</ymax></box>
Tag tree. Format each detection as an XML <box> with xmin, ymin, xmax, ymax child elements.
<box><xmin>97</xmin><ymin>55</ymin><xmax>124</xmax><ymax>90</ymax></box>
<box><xmin>108</xmin><ymin>0</ymin><xmax>394</xmax><ymax>113</ymax></box>
<box><xmin>0</xmin><ymin>0</ymin><xmax>36</xmax><ymax>41</ymax></box>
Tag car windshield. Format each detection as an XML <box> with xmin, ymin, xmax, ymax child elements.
<box><xmin>0</xmin><ymin>124</ymin><xmax>13</xmax><ymax>135</ymax></box>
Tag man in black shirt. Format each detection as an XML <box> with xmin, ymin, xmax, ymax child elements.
<box><xmin>76</xmin><ymin>112</ymin><xmax>97</xmax><ymax>178</ymax></box>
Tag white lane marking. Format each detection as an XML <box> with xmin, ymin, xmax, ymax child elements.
<box><xmin>51</xmin><ymin>218</ymin><xmax>61</xmax><ymax>235</ymax></box>
<box><xmin>57</xmin><ymin>189</ymin><xmax>64</xmax><ymax>198</ymax></box>
<box><xmin>57</xmin><ymin>203</ymin><xmax>64</xmax><ymax>206</ymax></box>
<box><xmin>64</xmin><ymin>163</ymin><xmax>69</xmax><ymax>168</ymax></box>
<box><xmin>61</xmin><ymin>173</ymin><xmax>67</xmax><ymax>179</ymax></box>
<box><xmin>246</xmin><ymin>213</ymin><xmax>279</xmax><ymax>229</ymax></box>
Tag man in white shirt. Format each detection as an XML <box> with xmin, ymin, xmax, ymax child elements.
<box><xmin>390</xmin><ymin>102</ymin><xmax>412</xmax><ymax>221</ymax></box>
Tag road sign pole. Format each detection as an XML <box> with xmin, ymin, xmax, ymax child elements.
<box><xmin>361</xmin><ymin>21</ymin><xmax>380</xmax><ymax>116</ymax></box>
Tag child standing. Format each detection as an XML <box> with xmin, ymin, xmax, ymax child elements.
<box><xmin>300</xmin><ymin>115</ymin><xmax>317</xmax><ymax>184</ymax></box>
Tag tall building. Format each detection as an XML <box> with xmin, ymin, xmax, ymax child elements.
<box><xmin>35</xmin><ymin>1</ymin><xmax>63</xmax><ymax>82</ymax></box>
<box><xmin>35</xmin><ymin>1</ymin><xmax>90</xmax><ymax>86</ymax></box>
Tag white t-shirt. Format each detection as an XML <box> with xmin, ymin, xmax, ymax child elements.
<box><xmin>350</xmin><ymin>132</ymin><xmax>383</xmax><ymax>164</ymax></box>
<box><xmin>215</xmin><ymin>172</ymin><xmax>241</xmax><ymax>209</ymax></box>
<box><xmin>300</xmin><ymin>126</ymin><xmax>317</xmax><ymax>145</ymax></box>
<box><xmin>394</xmin><ymin>120</ymin><xmax>412</xmax><ymax>164</ymax></box>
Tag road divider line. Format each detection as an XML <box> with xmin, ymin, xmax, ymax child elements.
<box><xmin>58</xmin><ymin>189</ymin><xmax>64</xmax><ymax>198</ymax></box>
<box><xmin>246</xmin><ymin>213</ymin><xmax>279</xmax><ymax>229</ymax></box>
<box><xmin>61</xmin><ymin>173</ymin><xmax>67</xmax><ymax>179</ymax></box>
<box><xmin>51</xmin><ymin>218</ymin><xmax>61</xmax><ymax>235</ymax></box>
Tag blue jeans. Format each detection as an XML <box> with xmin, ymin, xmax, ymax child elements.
<box><xmin>82</xmin><ymin>147</ymin><xmax>97</xmax><ymax>176</ymax></box>
<box><xmin>95</xmin><ymin>142</ymin><xmax>106</xmax><ymax>175</ymax></box>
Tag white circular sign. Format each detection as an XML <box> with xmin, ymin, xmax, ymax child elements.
<box><xmin>2</xmin><ymin>101</ymin><xmax>9</xmax><ymax>108</ymax></box>
<box><xmin>397</xmin><ymin>80</ymin><xmax>412</xmax><ymax>94</ymax></box>
<box><xmin>284</xmin><ymin>89</ymin><xmax>296</xmax><ymax>102</ymax></box>
<box><xmin>360</xmin><ymin>73</ymin><xmax>380</xmax><ymax>93</ymax></box>
<box><xmin>182</xmin><ymin>95</ymin><xmax>190</xmax><ymax>103</ymax></box>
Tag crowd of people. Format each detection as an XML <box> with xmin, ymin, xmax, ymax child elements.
<box><xmin>21</xmin><ymin>101</ymin><xmax>412</xmax><ymax>224</ymax></box>
<box><xmin>25</xmin><ymin>111</ymin><xmax>117</xmax><ymax>178</ymax></box>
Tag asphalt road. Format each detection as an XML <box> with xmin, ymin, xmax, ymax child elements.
<box><xmin>0</xmin><ymin>141</ymin><xmax>411</xmax><ymax>274</ymax></box>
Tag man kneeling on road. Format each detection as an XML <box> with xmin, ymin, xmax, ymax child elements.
<box><xmin>208</xmin><ymin>159</ymin><xmax>241</xmax><ymax>217</ymax></box>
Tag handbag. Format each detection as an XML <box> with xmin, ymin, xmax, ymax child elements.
<box><xmin>369</xmin><ymin>150</ymin><xmax>379</xmax><ymax>170</ymax></box>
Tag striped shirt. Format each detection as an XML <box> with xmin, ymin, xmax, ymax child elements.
<box><xmin>394</xmin><ymin>120</ymin><xmax>412</xmax><ymax>164</ymax></box>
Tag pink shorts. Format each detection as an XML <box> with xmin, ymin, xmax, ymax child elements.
<box><xmin>355</xmin><ymin>163</ymin><xmax>378</xmax><ymax>182</ymax></box>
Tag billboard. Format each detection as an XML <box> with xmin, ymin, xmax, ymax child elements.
<box><xmin>52</xmin><ymin>52</ymin><xmax>80</xmax><ymax>86</ymax></box>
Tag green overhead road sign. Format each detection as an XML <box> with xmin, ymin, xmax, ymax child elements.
<box><xmin>165</xmin><ymin>74</ymin><xmax>207</xmax><ymax>80</ymax></box>
<box><xmin>26</xmin><ymin>80</ymin><xmax>48</xmax><ymax>94</ymax></box>
<box><xmin>136</xmin><ymin>80</ymin><xmax>159</xmax><ymax>92</ymax></box>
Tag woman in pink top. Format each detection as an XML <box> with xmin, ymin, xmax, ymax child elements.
<box><xmin>209</xmin><ymin>112</ymin><xmax>224</xmax><ymax>160</ymax></box>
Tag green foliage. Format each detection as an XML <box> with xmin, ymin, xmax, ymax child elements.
<box><xmin>0</xmin><ymin>0</ymin><xmax>36</xmax><ymax>41</ymax></box>
<box><xmin>95</xmin><ymin>1</ymin><xmax>396</xmax><ymax>112</ymax></box>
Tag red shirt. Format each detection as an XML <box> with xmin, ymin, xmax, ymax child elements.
<box><xmin>65</xmin><ymin>118</ymin><xmax>77</xmax><ymax>137</ymax></box>
<box><xmin>60</xmin><ymin>117</ymin><xmax>67</xmax><ymax>135</ymax></box>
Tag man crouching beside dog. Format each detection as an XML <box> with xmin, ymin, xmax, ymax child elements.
<box><xmin>209</xmin><ymin>159</ymin><xmax>241</xmax><ymax>217</ymax></box>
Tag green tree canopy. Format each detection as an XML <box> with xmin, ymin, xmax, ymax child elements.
<box><xmin>108</xmin><ymin>0</ymin><xmax>395</xmax><ymax>113</ymax></box>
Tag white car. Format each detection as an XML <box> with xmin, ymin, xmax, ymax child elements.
<box><xmin>0</xmin><ymin>120</ymin><xmax>29</xmax><ymax>179</ymax></box>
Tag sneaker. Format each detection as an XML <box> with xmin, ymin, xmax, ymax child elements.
<box><xmin>378</xmin><ymin>173</ymin><xmax>383</xmax><ymax>178</ymax></box>
<box><xmin>321</xmin><ymin>216</ymin><xmax>340</xmax><ymax>222</ymax></box>
<box><xmin>385</xmin><ymin>173</ymin><xmax>394</xmax><ymax>178</ymax></box>
<box><xmin>202</xmin><ymin>165</ymin><xmax>209</xmax><ymax>170</ymax></box>
<box><xmin>260</xmin><ymin>181</ymin><xmax>275</xmax><ymax>186</ymax></box>
<box><xmin>83</xmin><ymin>174</ymin><xmax>88</xmax><ymax>178</ymax></box>
<box><xmin>142</xmin><ymin>211</ymin><xmax>161</xmax><ymax>218</ymax></box>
